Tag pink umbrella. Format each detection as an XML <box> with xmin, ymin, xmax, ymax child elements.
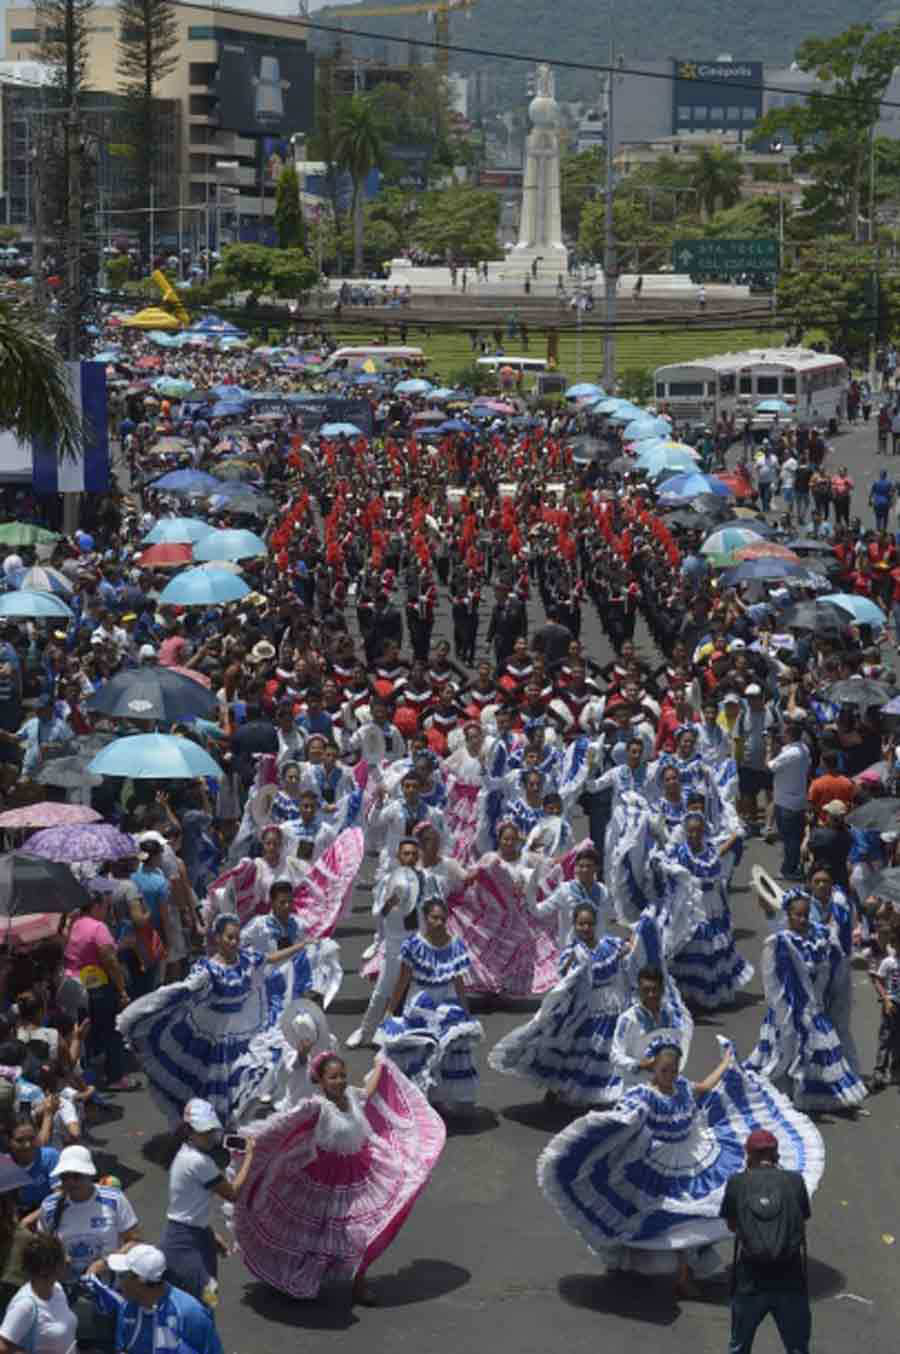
<box><xmin>478</xmin><ymin>400</ymin><xmax>517</xmax><ymax>414</ymax></box>
<box><xmin>0</xmin><ymin>803</ymin><xmax>102</xmax><ymax>830</ymax></box>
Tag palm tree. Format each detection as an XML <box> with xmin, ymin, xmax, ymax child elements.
<box><xmin>0</xmin><ymin>302</ymin><xmax>82</xmax><ymax>460</ymax></box>
<box><xmin>334</xmin><ymin>96</ymin><xmax>385</xmax><ymax>275</ymax></box>
<box><xmin>690</xmin><ymin>147</ymin><xmax>744</xmax><ymax>220</ymax></box>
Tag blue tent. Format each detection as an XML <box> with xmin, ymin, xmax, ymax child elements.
<box><xmin>189</xmin><ymin>315</ymin><xmax>247</xmax><ymax>337</ymax></box>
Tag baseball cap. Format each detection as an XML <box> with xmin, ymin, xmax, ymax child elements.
<box><xmin>51</xmin><ymin>1145</ymin><xmax>97</xmax><ymax>1178</ymax></box>
<box><xmin>107</xmin><ymin>1245</ymin><xmax>166</xmax><ymax>1283</ymax></box>
<box><xmin>745</xmin><ymin>1129</ymin><xmax>778</xmax><ymax>1155</ymax></box>
<box><xmin>138</xmin><ymin>644</ymin><xmax>157</xmax><ymax>661</ymax></box>
<box><xmin>722</xmin><ymin>692</ymin><xmax>742</xmax><ymax>705</ymax></box>
<box><xmin>745</xmin><ymin>683</ymin><xmax>762</xmax><ymax>696</ymax></box>
<box><xmin>183</xmin><ymin>1098</ymin><xmax>222</xmax><ymax>1133</ymax></box>
<box><xmin>823</xmin><ymin>799</ymin><xmax>848</xmax><ymax>817</ymax></box>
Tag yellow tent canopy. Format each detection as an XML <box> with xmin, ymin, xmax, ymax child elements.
<box><xmin>123</xmin><ymin>307</ymin><xmax>182</xmax><ymax>331</ymax></box>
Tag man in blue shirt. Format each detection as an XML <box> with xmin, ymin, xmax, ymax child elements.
<box><xmin>84</xmin><ymin>1244</ymin><xmax>223</xmax><ymax>1354</ymax></box>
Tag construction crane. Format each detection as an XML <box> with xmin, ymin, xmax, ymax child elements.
<box><xmin>326</xmin><ymin>0</ymin><xmax>474</xmax><ymax>80</ymax></box>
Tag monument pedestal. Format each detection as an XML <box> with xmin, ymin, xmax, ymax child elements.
<box><xmin>500</xmin><ymin>244</ymin><xmax>569</xmax><ymax>283</ymax></box>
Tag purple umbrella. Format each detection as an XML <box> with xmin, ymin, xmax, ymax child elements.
<box><xmin>23</xmin><ymin>823</ymin><xmax>138</xmax><ymax>863</ymax></box>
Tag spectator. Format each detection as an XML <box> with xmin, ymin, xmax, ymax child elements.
<box><xmin>766</xmin><ymin>718</ymin><xmax>811</xmax><ymax>881</ymax></box>
<box><xmin>807</xmin><ymin>750</ymin><xmax>855</xmax><ymax>822</ymax></box>
<box><xmin>804</xmin><ymin>801</ymin><xmax>853</xmax><ymax>889</ymax></box>
<box><xmin>720</xmin><ymin>1129</ymin><xmax>812</xmax><ymax>1354</ymax></box>
<box><xmin>34</xmin><ymin>1146</ymin><xmax>140</xmax><ymax>1282</ymax></box>
<box><xmin>0</xmin><ymin>1231</ymin><xmax>75</xmax><ymax>1354</ymax></box>
<box><xmin>82</xmin><ymin>1244</ymin><xmax>222</xmax><ymax>1354</ymax></box>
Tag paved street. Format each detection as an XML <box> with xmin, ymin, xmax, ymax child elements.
<box><xmin>102</xmin><ymin>410</ymin><xmax>899</xmax><ymax>1354</ymax></box>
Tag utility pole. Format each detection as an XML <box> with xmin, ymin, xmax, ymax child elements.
<box><xmin>65</xmin><ymin>109</ymin><xmax>82</xmax><ymax>362</ymax></box>
<box><xmin>602</xmin><ymin>45</ymin><xmax>618</xmax><ymax>389</ymax></box>
<box><xmin>31</xmin><ymin>125</ymin><xmax>46</xmax><ymax>312</ymax></box>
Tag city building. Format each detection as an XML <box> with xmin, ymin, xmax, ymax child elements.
<box><xmin>5</xmin><ymin>1</ymin><xmax>315</xmax><ymax>247</ymax></box>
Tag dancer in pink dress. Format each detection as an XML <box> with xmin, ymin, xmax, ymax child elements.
<box><xmin>232</xmin><ymin>1052</ymin><xmax>445</xmax><ymax>1305</ymax></box>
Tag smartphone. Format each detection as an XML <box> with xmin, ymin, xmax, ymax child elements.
<box><xmin>223</xmin><ymin>1134</ymin><xmax>247</xmax><ymax>1153</ymax></box>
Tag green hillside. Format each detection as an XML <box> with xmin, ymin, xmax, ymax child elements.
<box><xmin>311</xmin><ymin>1</ymin><xmax>899</xmax><ymax>103</ymax></box>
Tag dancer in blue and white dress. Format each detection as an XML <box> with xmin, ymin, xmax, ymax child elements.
<box><xmin>611</xmin><ymin>964</ymin><xmax>694</xmax><ymax>1093</ymax></box>
<box><xmin>118</xmin><ymin>911</ymin><xmax>307</xmax><ymax>1127</ymax></box>
<box><xmin>537</xmin><ymin>1034</ymin><xmax>825</xmax><ymax>1292</ymax></box>
<box><xmin>377</xmin><ymin>898</ymin><xmax>484</xmax><ymax>1112</ymax></box>
<box><xmin>746</xmin><ymin>887</ymin><xmax>867</xmax><ymax>1111</ymax></box>
<box><xmin>489</xmin><ymin>903</ymin><xmax>636</xmax><ymax>1106</ymax></box>
<box><xmin>669</xmin><ymin>812</ymin><xmax>753</xmax><ymax>1010</ymax></box>
<box><xmin>240</xmin><ymin>881</ymin><xmax>343</xmax><ymax>1017</ymax></box>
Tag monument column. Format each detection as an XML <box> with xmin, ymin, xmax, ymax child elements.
<box><xmin>505</xmin><ymin>64</ymin><xmax>568</xmax><ymax>281</ymax></box>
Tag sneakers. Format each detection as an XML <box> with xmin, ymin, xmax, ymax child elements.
<box><xmin>345</xmin><ymin>1028</ymin><xmax>376</xmax><ymax>1050</ymax></box>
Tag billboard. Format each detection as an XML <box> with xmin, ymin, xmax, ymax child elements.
<box><xmin>672</xmin><ymin>58</ymin><xmax>763</xmax><ymax>133</ymax></box>
<box><xmin>216</xmin><ymin>36</ymin><xmax>314</xmax><ymax>136</ymax></box>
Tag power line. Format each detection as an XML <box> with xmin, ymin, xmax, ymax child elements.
<box><xmin>171</xmin><ymin>3</ymin><xmax>900</xmax><ymax>114</ymax></box>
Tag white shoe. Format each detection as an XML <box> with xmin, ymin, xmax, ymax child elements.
<box><xmin>361</xmin><ymin>941</ymin><xmax>378</xmax><ymax>962</ymax></box>
<box><xmin>345</xmin><ymin>1027</ymin><xmax>365</xmax><ymax>1048</ymax></box>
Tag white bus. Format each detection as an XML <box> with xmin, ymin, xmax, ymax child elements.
<box><xmin>476</xmin><ymin>355</ymin><xmax>548</xmax><ymax>375</ymax></box>
<box><xmin>653</xmin><ymin>348</ymin><xmax>849</xmax><ymax>428</ymax></box>
<box><xmin>322</xmin><ymin>345</ymin><xmax>426</xmax><ymax>372</ymax></box>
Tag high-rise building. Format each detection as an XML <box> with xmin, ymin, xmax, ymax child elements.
<box><xmin>5</xmin><ymin>2</ymin><xmax>315</xmax><ymax>246</ymax></box>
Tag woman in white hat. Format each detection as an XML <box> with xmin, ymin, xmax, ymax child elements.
<box><xmin>32</xmin><ymin>1147</ymin><xmax>140</xmax><ymax>1284</ymax></box>
<box><xmin>162</xmin><ymin>1099</ymin><xmax>255</xmax><ymax>1307</ymax></box>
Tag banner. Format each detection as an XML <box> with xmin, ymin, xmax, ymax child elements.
<box><xmin>32</xmin><ymin>361</ymin><xmax>109</xmax><ymax>495</ymax></box>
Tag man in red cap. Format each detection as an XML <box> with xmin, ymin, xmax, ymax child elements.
<box><xmin>720</xmin><ymin>1129</ymin><xmax>812</xmax><ymax>1354</ymax></box>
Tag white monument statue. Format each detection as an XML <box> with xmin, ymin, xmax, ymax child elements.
<box><xmin>508</xmin><ymin>64</ymin><xmax>568</xmax><ymax>278</ymax></box>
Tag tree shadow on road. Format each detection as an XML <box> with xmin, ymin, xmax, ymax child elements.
<box><xmin>558</xmin><ymin>1272</ymin><xmax>680</xmax><ymax>1325</ymax></box>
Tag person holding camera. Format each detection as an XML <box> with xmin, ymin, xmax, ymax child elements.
<box><xmin>720</xmin><ymin>1129</ymin><xmax>812</xmax><ymax>1354</ymax></box>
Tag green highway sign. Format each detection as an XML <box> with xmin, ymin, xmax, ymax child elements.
<box><xmin>672</xmin><ymin>237</ymin><xmax>780</xmax><ymax>274</ymax></box>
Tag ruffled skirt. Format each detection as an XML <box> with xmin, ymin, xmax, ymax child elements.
<box><xmin>489</xmin><ymin>966</ymin><xmax>623</xmax><ymax>1106</ymax></box>
<box><xmin>537</xmin><ymin>1048</ymin><xmax>825</xmax><ymax>1274</ymax></box>
<box><xmin>233</xmin><ymin>1063</ymin><xmax>446</xmax><ymax>1297</ymax></box>
<box><xmin>670</xmin><ymin>884</ymin><xmax>754</xmax><ymax>1010</ymax></box>
<box><xmin>377</xmin><ymin>988</ymin><xmax>484</xmax><ymax>1105</ymax></box>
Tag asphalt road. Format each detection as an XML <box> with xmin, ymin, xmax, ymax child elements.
<box><xmin>100</xmin><ymin>411</ymin><xmax>899</xmax><ymax>1354</ymax></box>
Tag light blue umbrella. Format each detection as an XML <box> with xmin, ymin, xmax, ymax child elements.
<box><xmin>87</xmin><ymin>733</ymin><xmax>223</xmax><ymax>780</ymax></box>
<box><xmin>657</xmin><ymin>472</ymin><xmax>734</xmax><ymax>501</ymax></box>
<box><xmin>193</xmin><ymin>529</ymin><xmax>267</xmax><ymax>562</ymax></box>
<box><xmin>428</xmin><ymin>387</ymin><xmax>458</xmax><ymax>401</ymax></box>
<box><xmin>721</xmin><ymin>559</ymin><xmax>812</xmax><ymax>586</ymax></box>
<box><xmin>148</xmin><ymin>332</ymin><xmax>183</xmax><ymax>348</ymax></box>
<box><xmin>152</xmin><ymin>470</ymin><xmax>223</xmax><ymax>494</ymax></box>
<box><xmin>94</xmin><ymin>350</ymin><xmax>121</xmax><ymax>364</ymax></box>
<box><xmin>394</xmin><ymin>378</ymin><xmax>432</xmax><ymax>395</ymax></box>
<box><xmin>0</xmin><ymin>590</ymin><xmax>73</xmax><ymax>619</ymax></box>
<box><xmin>143</xmin><ymin>517</ymin><xmax>213</xmax><ymax>545</ymax></box>
<box><xmin>755</xmin><ymin>399</ymin><xmax>792</xmax><ymax>414</ymax></box>
<box><xmin>319</xmin><ymin>422</ymin><xmax>362</xmax><ymax>438</ymax></box>
<box><xmin>565</xmin><ymin>382</ymin><xmax>605</xmax><ymax>398</ymax></box>
<box><xmin>623</xmin><ymin>416</ymin><xmax>671</xmax><ymax>441</ymax></box>
<box><xmin>636</xmin><ymin>449</ymin><xmax>701</xmax><ymax>477</ymax></box>
<box><xmin>153</xmin><ymin>377</ymin><xmax>194</xmax><ymax>398</ymax></box>
<box><xmin>592</xmin><ymin>397</ymin><xmax>636</xmax><ymax>414</ymax></box>
<box><xmin>605</xmin><ymin>405</ymin><xmax>643</xmax><ymax>424</ymax></box>
<box><xmin>18</xmin><ymin>566</ymin><xmax>73</xmax><ymax>597</ymax></box>
<box><xmin>158</xmin><ymin>567</ymin><xmax>250</xmax><ymax>607</ymax></box>
<box><xmin>820</xmin><ymin>593</ymin><xmax>888</xmax><ymax>627</ymax></box>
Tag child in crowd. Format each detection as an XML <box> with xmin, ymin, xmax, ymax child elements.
<box><xmin>869</xmin><ymin>907</ymin><xmax>900</xmax><ymax>1089</ymax></box>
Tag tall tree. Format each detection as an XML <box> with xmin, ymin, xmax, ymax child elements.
<box><xmin>274</xmin><ymin>164</ymin><xmax>307</xmax><ymax>251</ymax></box>
<box><xmin>753</xmin><ymin>23</ymin><xmax>900</xmax><ymax>241</ymax></box>
<box><xmin>0</xmin><ymin>300</ymin><xmax>85</xmax><ymax>460</ymax></box>
<box><xmin>334</xmin><ymin>95</ymin><xmax>386</xmax><ymax>275</ymax></box>
<box><xmin>690</xmin><ymin>147</ymin><xmax>743</xmax><ymax>220</ymax></box>
<box><xmin>37</xmin><ymin>0</ymin><xmax>93</xmax><ymax>107</ymax></box>
<box><xmin>116</xmin><ymin>0</ymin><xmax>178</xmax><ymax>262</ymax></box>
<box><xmin>308</xmin><ymin>52</ymin><xmax>347</xmax><ymax>263</ymax></box>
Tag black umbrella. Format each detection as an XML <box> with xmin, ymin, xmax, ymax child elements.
<box><xmin>866</xmin><ymin>866</ymin><xmax>900</xmax><ymax>904</ymax></box>
<box><xmin>35</xmin><ymin>756</ymin><xmax>103</xmax><ymax>790</ymax></box>
<box><xmin>567</xmin><ymin>437</ymin><xmax>606</xmax><ymax>464</ymax></box>
<box><xmin>825</xmin><ymin>678</ymin><xmax>891</xmax><ymax>709</ymax></box>
<box><xmin>786</xmin><ymin>538</ymin><xmax>837</xmax><ymax>555</ymax></box>
<box><xmin>0</xmin><ymin>851</ymin><xmax>90</xmax><ymax>916</ymax></box>
<box><xmin>85</xmin><ymin>668</ymin><xmax>217</xmax><ymax>722</ymax></box>
<box><xmin>779</xmin><ymin>602</ymin><xmax>849</xmax><ymax>633</ymax></box>
<box><xmin>609</xmin><ymin>456</ymin><xmax>640</xmax><ymax>474</ymax></box>
<box><xmin>664</xmin><ymin>509</ymin><xmax>728</xmax><ymax>532</ymax></box>
<box><xmin>847</xmin><ymin>798</ymin><xmax>900</xmax><ymax>831</ymax></box>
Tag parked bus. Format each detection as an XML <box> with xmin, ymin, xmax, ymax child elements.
<box><xmin>653</xmin><ymin>348</ymin><xmax>848</xmax><ymax>429</ymax></box>
<box><xmin>322</xmin><ymin>345</ymin><xmax>425</xmax><ymax>372</ymax></box>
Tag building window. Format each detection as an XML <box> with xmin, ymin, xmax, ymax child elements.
<box><xmin>742</xmin><ymin>107</ymin><xmax>757</xmax><ymax>121</ymax></box>
<box><xmin>10</xmin><ymin>29</ymin><xmax>39</xmax><ymax>42</ymax></box>
<box><xmin>727</xmin><ymin>107</ymin><xmax>741</xmax><ymax>121</ymax></box>
<box><xmin>709</xmin><ymin>107</ymin><xmax>724</xmax><ymax>122</ymax></box>
<box><xmin>677</xmin><ymin>106</ymin><xmax>692</xmax><ymax>121</ymax></box>
<box><xmin>189</xmin><ymin>26</ymin><xmax>216</xmax><ymax>39</ymax></box>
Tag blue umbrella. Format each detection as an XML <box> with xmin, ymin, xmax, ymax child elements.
<box><xmin>211</xmin><ymin>400</ymin><xmax>249</xmax><ymax>417</ymax></box>
<box><xmin>151</xmin><ymin>470</ymin><xmax>223</xmax><ymax>494</ymax></box>
<box><xmin>147</xmin><ymin>332</ymin><xmax>183</xmax><ymax>348</ymax></box>
<box><xmin>605</xmin><ymin>406</ymin><xmax>643</xmax><ymax>424</ymax></box>
<box><xmin>94</xmin><ymin>350</ymin><xmax>121</xmax><ymax>364</ymax></box>
<box><xmin>623</xmin><ymin>416</ymin><xmax>671</xmax><ymax>441</ymax></box>
<box><xmin>394</xmin><ymin>378</ymin><xmax>432</xmax><ymax>394</ymax></box>
<box><xmin>428</xmin><ymin>387</ymin><xmax>458</xmax><ymax>401</ymax></box>
<box><xmin>87</xmin><ymin>733</ymin><xmax>223</xmax><ymax>780</ymax></box>
<box><xmin>18</xmin><ymin>566</ymin><xmax>73</xmax><ymax>597</ymax></box>
<box><xmin>657</xmin><ymin>472</ymin><xmax>734</xmax><ymax>501</ymax></box>
<box><xmin>721</xmin><ymin>559</ymin><xmax>812</xmax><ymax>585</ymax></box>
<box><xmin>820</xmin><ymin>593</ymin><xmax>888</xmax><ymax>627</ymax></box>
<box><xmin>637</xmin><ymin>450</ymin><xmax>701</xmax><ymax>477</ymax></box>
<box><xmin>193</xmin><ymin>529</ymin><xmax>267</xmax><ymax>562</ymax></box>
<box><xmin>436</xmin><ymin>419</ymin><xmax>470</xmax><ymax>433</ymax></box>
<box><xmin>755</xmin><ymin>399</ymin><xmax>792</xmax><ymax>414</ymax></box>
<box><xmin>0</xmin><ymin>590</ymin><xmax>73</xmax><ymax>619</ymax></box>
<box><xmin>158</xmin><ymin>567</ymin><xmax>250</xmax><ymax>606</ymax></box>
<box><xmin>592</xmin><ymin>397</ymin><xmax>636</xmax><ymax>413</ymax></box>
<box><xmin>319</xmin><ymin>422</ymin><xmax>362</xmax><ymax>438</ymax></box>
<box><xmin>143</xmin><ymin>517</ymin><xmax>214</xmax><ymax>545</ymax></box>
<box><xmin>565</xmin><ymin>382</ymin><xmax>605</xmax><ymax>398</ymax></box>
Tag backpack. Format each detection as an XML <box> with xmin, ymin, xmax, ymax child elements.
<box><xmin>732</xmin><ymin>1169</ymin><xmax>807</xmax><ymax>1272</ymax></box>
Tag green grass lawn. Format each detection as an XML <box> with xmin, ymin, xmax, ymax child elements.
<box><xmin>324</xmin><ymin>322</ymin><xmax>780</xmax><ymax>385</ymax></box>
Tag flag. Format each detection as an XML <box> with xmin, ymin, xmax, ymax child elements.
<box><xmin>32</xmin><ymin>361</ymin><xmax>109</xmax><ymax>495</ymax></box>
